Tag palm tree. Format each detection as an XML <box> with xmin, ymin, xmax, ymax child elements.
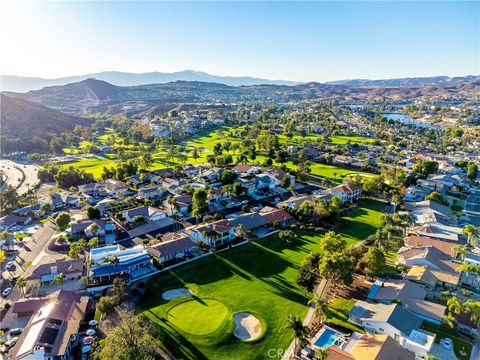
<box><xmin>447</xmin><ymin>296</ymin><xmax>463</xmax><ymax>315</ymax></box>
<box><xmin>464</xmin><ymin>301</ymin><xmax>480</xmax><ymax>325</ymax></box>
<box><xmin>463</xmin><ymin>225</ymin><xmax>479</xmax><ymax>246</ymax></box>
<box><xmin>308</xmin><ymin>295</ymin><xmax>329</xmax><ymax>324</ymax></box>
<box><xmin>88</xmin><ymin>237</ymin><xmax>99</xmax><ymax>248</ymax></box>
<box><xmin>0</xmin><ymin>249</ymin><xmax>5</xmax><ymax>274</ymax></box>
<box><xmin>443</xmin><ymin>312</ymin><xmax>456</xmax><ymax>328</ymax></box>
<box><xmin>282</xmin><ymin>314</ymin><xmax>308</xmax><ymax>352</ymax></box>
<box><xmin>16</xmin><ymin>276</ymin><xmax>27</xmax><ymax>298</ymax></box>
<box><xmin>202</xmin><ymin>229</ymin><xmax>221</xmax><ymax>248</ymax></box>
<box><xmin>315</xmin><ymin>348</ymin><xmax>328</xmax><ymax>360</ymax></box>
<box><xmin>235</xmin><ymin>224</ymin><xmax>246</xmax><ymax>241</ymax></box>
<box><xmin>51</xmin><ymin>273</ymin><xmax>64</xmax><ymax>289</ymax></box>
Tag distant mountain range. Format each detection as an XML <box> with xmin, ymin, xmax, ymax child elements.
<box><xmin>326</xmin><ymin>75</ymin><xmax>480</xmax><ymax>87</ymax></box>
<box><xmin>2</xmin><ymin>71</ymin><xmax>478</xmax><ymax>93</ymax></box>
<box><xmin>4</xmin><ymin>78</ymin><xmax>479</xmax><ymax>118</ymax></box>
<box><xmin>0</xmin><ymin>93</ymin><xmax>92</xmax><ymax>139</ymax></box>
<box><xmin>0</xmin><ymin>70</ymin><xmax>300</xmax><ymax>92</ymax></box>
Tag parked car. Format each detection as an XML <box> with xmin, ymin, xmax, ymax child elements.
<box><xmin>2</xmin><ymin>288</ymin><xmax>12</xmax><ymax>297</ymax></box>
<box><xmin>5</xmin><ymin>261</ymin><xmax>14</xmax><ymax>270</ymax></box>
<box><xmin>9</xmin><ymin>328</ymin><xmax>22</xmax><ymax>336</ymax></box>
<box><xmin>442</xmin><ymin>338</ymin><xmax>452</xmax><ymax>350</ymax></box>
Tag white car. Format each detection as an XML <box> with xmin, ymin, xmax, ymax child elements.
<box><xmin>442</xmin><ymin>338</ymin><xmax>452</xmax><ymax>350</ymax></box>
<box><xmin>5</xmin><ymin>261</ymin><xmax>14</xmax><ymax>270</ymax></box>
<box><xmin>2</xmin><ymin>288</ymin><xmax>12</xmax><ymax>297</ymax></box>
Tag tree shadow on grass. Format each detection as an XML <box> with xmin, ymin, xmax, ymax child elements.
<box><xmin>147</xmin><ymin>310</ymin><xmax>208</xmax><ymax>360</ymax></box>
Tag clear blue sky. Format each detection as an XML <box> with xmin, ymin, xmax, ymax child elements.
<box><xmin>1</xmin><ymin>1</ymin><xmax>478</xmax><ymax>81</ymax></box>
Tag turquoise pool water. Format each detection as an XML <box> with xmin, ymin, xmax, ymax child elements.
<box><xmin>314</xmin><ymin>329</ymin><xmax>338</xmax><ymax>349</ymax></box>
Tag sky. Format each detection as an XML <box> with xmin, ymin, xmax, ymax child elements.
<box><xmin>0</xmin><ymin>1</ymin><xmax>479</xmax><ymax>82</ymax></box>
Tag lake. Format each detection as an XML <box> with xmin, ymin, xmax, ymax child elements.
<box><xmin>381</xmin><ymin>113</ymin><xmax>443</xmax><ymax>130</ymax></box>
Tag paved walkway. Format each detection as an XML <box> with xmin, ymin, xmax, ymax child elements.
<box><xmin>282</xmin><ymin>279</ymin><xmax>328</xmax><ymax>360</ymax></box>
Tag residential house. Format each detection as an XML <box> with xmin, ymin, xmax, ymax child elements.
<box><xmin>405</xmin><ymin>200</ymin><xmax>457</xmax><ymax>226</ymax></box>
<box><xmin>51</xmin><ymin>193</ymin><xmax>80</xmax><ymax>208</ymax></box>
<box><xmin>147</xmin><ymin>232</ymin><xmax>198</xmax><ymax>263</ymax></box>
<box><xmin>0</xmin><ymin>214</ymin><xmax>30</xmax><ymax>230</ymax></box>
<box><xmin>259</xmin><ymin>207</ymin><xmax>294</xmax><ymax>227</ymax></box>
<box><xmin>122</xmin><ymin>206</ymin><xmax>166</xmax><ymax>223</ymax></box>
<box><xmin>186</xmin><ymin>220</ymin><xmax>235</xmax><ymax>248</ymax></box>
<box><xmin>13</xmin><ymin>204</ymin><xmax>42</xmax><ymax>218</ymax></box>
<box><xmin>327</xmin><ymin>182</ymin><xmax>362</xmax><ymax>204</ymax></box>
<box><xmin>263</xmin><ymin>168</ymin><xmax>295</xmax><ymax>187</ymax></box>
<box><xmin>89</xmin><ymin>245</ymin><xmax>155</xmax><ymax>283</ymax></box>
<box><xmin>409</xmin><ymin>223</ymin><xmax>465</xmax><ymax>243</ymax></box>
<box><xmin>169</xmin><ymin>194</ymin><xmax>193</xmax><ymax>214</ymax></box>
<box><xmin>78</xmin><ymin>182</ymin><xmax>106</xmax><ymax>197</ymax></box>
<box><xmin>396</xmin><ymin>246</ymin><xmax>458</xmax><ymax>273</ymax></box>
<box><xmin>22</xmin><ymin>258</ymin><xmax>84</xmax><ymax>289</ymax></box>
<box><xmin>96</xmin><ymin>198</ymin><xmax>116</xmax><ymax>216</ymax></box>
<box><xmin>349</xmin><ymin>334</ymin><xmax>415</xmax><ymax>360</ymax></box>
<box><xmin>278</xmin><ymin>195</ymin><xmax>316</xmax><ymax>210</ymax></box>
<box><xmin>227</xmin><ymin>212</ymin><xmax>269</xmax><ymax>233</ymax></box>
<box><xmin>10</xmin><ymin>290</ymin><xmax>89</xmax><ymax>360</ymax></box>
<box><xmin>137</xmin><ymin>185</ymin><xmax>166</xmax><ymax>201</ymax></box>
<box><xmin>403</xmin><ymin>235</ymin><xmax>461</xmax><ymax>256</ymax></box>
<box><xmin>367</xmin><ymin>278</ymin><xmax>446</xmax><ymax>325</ymax></box>
<box><xmin>71</xmin><ymin>219</ymin><xmax>106</xmax><ymax>238</ymax></box>
<box><xmin>104</xmin><ymin>179</ymin><xmax>129</xmax><ymax>196</ymax></box>
<box><xmin>333</xmin><ymin>155</ymin><xmax>353</xmax><ymax>166</ymax></box>
<box><xmin>348</xmin><ymin>301</ymin><xmax>422</xmax><ymax>342</ymax></box>
<box><xmin>405</xmin><ymin>265</ymin><xmax>460</xmax><ymax>290</ymax></box>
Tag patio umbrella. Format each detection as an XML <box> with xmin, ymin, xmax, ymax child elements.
<box><xmin>86</xmin><ymin>329</ymin><xmax>96</xmax><ymax>336</ymax></box>
<box><xmin>88</xmin><ymin>320</ymin><xmax>97</xmax><ymax>327</ymax></box>
<box><xmin>81</xmin><ymin>346</ymin><xmax>91</xmax><ymax>353</ymax></box>
<box><xmin>83</xmin><ymin>336</ymin><xmax>95</xmax><ymax>345</ymax></box>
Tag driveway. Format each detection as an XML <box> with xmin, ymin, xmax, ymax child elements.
<box><xmin>431</xmin><ymin>342</ymin><xmax>459</xmax><ymax>360</ymax></box>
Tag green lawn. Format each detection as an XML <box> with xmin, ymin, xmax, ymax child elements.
<box><xmin>421</xmin><ymin>322</ymin><xmax>473</xmax><ymax>360</ymax></box>
<box><xmin>139</xmin><ymin>200</ymin><xmax>385</xmax><ymax>359</ymax></box>
<box><xmin>325</xmin><ymin>298</ymin><xmax>365</xmax><ymax>333</ymax></box>
<box><xmin>338</xmin><ymin>200</ymin><xmax>386</xmax><ymax>244</ymax></box>
<box><xmin>59</xmin><ymin>126</ymin><xmax>377</xmax><ymax>181</ymax></box>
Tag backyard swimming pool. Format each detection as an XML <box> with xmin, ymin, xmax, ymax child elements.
<box><xmin>314</xmin><ymin>327</ymin><xmax>345</xmax><ymax>349</ymax></box>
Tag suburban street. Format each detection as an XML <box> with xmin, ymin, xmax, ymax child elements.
<box><xmin>0</xmin><ymin>220</ymin><xmax>57</xmax><ymax>310</ymax></box>
<box><xmin>0</xmin><ymin>159</ymin><xmax>40</xmax><ymax>195</ymax></box>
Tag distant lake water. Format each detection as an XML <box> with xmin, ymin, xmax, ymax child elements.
<box><xmin>381</xmin><ymin>113</ymin><xmax>443</xmax><ymax>130</ymax></box>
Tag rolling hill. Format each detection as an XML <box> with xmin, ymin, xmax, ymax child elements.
<box><xmin>0</xmin><ymin>70</ymin><xmax>299</xmax><ymax>92</ymax></box>
<box><xmin>0</xmin><ymin>93</ymin><xmax>93</xmax><ymax>139</ymax></box>
<box><xmin>4</xmin><ymin>77</ymin><xmax>480</xmax><ymax>117</ymax></box>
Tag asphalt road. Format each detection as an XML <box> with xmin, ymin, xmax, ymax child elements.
<box><xmin>0</xmin><ymin>221</ymin><xmax>56</xmax><ymax>309</ymax></box>
<box><xmin>0</xmin><ymin>160</ymin><xmax>40</xmax><ymax>195</ymax></box>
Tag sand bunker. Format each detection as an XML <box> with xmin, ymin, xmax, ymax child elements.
<box><xmin>233</xmin><ymin>312</ymin><xmax>262</xmax><ymax>340</ymax></box>
<box><xmin>162</xmin><ymin>288</ymin><xmax>192</xmax><ymax>300</ymax></box>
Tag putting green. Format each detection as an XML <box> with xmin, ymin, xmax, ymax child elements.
<box><xmin>166</xmin><ymin>299</ymin><xmax>229</xmax><ymax>335</ymax></box>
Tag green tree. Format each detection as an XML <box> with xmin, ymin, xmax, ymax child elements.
<box><xmin>96</xmin><ymin>309</ymin><xmax>161</xmax><ymax>360</ymax></box>
<box><xmin>447</xmin><ymin>296</ymin><xmax>463</xmax><ymax>315</ymax></box>
<box><xmin>279</xmin><ymin>229</ymin><xmax>296</xmax><ymax>246</ymax></box>
<box><xmin>319</xmin><ymin>231</ymin><xmax>346</xmax><ymax>254</ymax></box>
<box><xmin>88</xmin><ymin>237</ymin><xmax>99</xmax><ymax>248</ymax></box>
<box><xmin>192</xmin><ymin>188</ymin><xmax>208</xmax><ymax>224</ymax></box>
<box><xmin>282</xmin><ymin>314</ymin><xmax>308</xmax><ymax>351</ymax></box>
<box><xmin>425</xmin><ymin>191</ymin><xmax>447</xmax><ymax>205</ymax></box>
<box><xmin>463</xmin><ymin>224</ymin><xmax>479</xmax><ymax>246</ymax></box>
<box><xmin>220</xmin><ymin>169</ymin><xmax>238</xmax><ymax>184</ymax></box>
<box><xmin>86</xmin><ymin>206</ymin><xmax>101</xmax><ymax>219</ymax></box>
<box><xmin>467</xmin><ymin>162</ymin><xmax>479</xmax><ymax>181</ymax></box>
<box><xmin>363</xmin><ymin>247</ymin><xmax>386</xmax><ymax>279</ymax></box>
<box><xmin>16</xmin><ymin>276</ymin><xmax>27</xmax><ymax>297</ymax></box>
<box><xmin>51</xmin><ymin>273</ymin><xmax>64</xmax><ymax>289</ymax></box>
<box><xmin>55</xmin><ymin>212</ymin><xmax>71</xmax><ymax>230</ymax></box>
<box><xmin>308</xmin><ymin>295</ymin><xmax>329</xmax><ymax>324</ymax></box>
